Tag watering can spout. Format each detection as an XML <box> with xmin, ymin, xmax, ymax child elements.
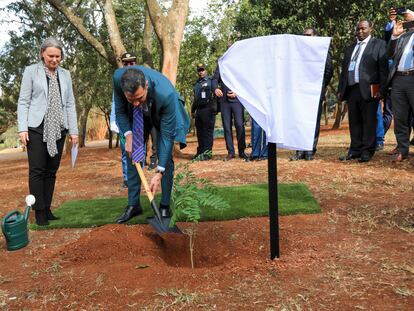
<box><xmin>24</xmin><ymin>194</ymin><xmax>35</xmax><ymax>222</ymax></box>
<box><xmin>24</xmin><ymin>206</ymin><xmax>31</xmax><ymax>222</ymax></box>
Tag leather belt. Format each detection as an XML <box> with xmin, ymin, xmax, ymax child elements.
<box><xmin>396</xmin><ymin>70</ymin><xmax>414</xmax><ymax>76</ymax></box>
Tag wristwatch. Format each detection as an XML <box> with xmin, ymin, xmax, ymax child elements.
<box><xmin>155</xmin><ymin>169</ymin><xmax>165</xmax><ymax>176</ymax></box>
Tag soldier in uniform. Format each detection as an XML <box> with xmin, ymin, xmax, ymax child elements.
<box><xmin>191</xmin><ymin>63</ymin><xmax>217</xmax><ymax>160</ymax></box>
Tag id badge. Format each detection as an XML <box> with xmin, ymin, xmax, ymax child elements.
<box><xmin>348</xmin><ymin>61</ymin><xmax>356</xmax><ymax>71</ymax></box>
<box><xmin>201</xmin><ymin>91</ymin><xmax>206</xmax><ymax>99</ymax></box>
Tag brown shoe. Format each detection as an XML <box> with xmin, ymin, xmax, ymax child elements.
<box><xmin>391</xmin><ymin>153</ymin><xmax>408</xmax><ymax>163</ymax></box>
<box><xmin>224</xmin><ymin>154</ymin><xmax>235</xmax><ymax>161</ymax></box>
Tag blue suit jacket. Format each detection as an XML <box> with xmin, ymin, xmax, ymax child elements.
<box><xmin>113</xmin><ymin>66</ymin><xmax>190</xmax><ymax>168</ymax></box>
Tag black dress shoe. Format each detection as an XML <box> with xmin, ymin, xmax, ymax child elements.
<box><xmin>339</xmin><ymin>154</ymin><xmax>360</xmax><ymax>161</ymax></box>
<box><xmin>239</xmin><ymin>152</ymin><xmax>249</xmax><ymax>160</ymax></box>
<box><xmin>35</xmin><ymin>210</ymin><xmax>49</xmax><ymax>226</ymax></box>
<box><xmin>224</xmin><ymin>154</ymin><xmax>235</xmax><ymax>161</ymax></box>
<box><xmin>46</xmin><ymin>209</ymin><xmax>60</xmax><ymax>220</ymax></box>
<box><xmin>116</xmin><ymin>205</ymin><xmax>143</xmax><ymax>224</ymax></box>
<box><xmin>289</xmin><ymin>151</ymin><xmax>305</xmax><ymax>161</ymax></box>
<box><xmin>358</xmin><ymin>154</ymin><xmax>371</xmax><ymax>163</ymax></box>
<box><xmin>304</xmin><ymin>151</ymin><xmax>314</xmax><ymax>161</ymax></box>
<box><xmin>202</xmin><ymin>153</ymin><xmax>212</xmax><ymax>161</ymax></box>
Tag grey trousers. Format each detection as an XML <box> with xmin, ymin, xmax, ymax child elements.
<box><xmin>391</xmin><ymin>74</ymin><xmax>414</xmax><ymax>156</ymax></box>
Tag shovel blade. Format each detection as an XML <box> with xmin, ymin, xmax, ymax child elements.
<box><xmin>147</xmin><ymin>216</ymin><xmax>182</xmax><ymax>235</ymax></box>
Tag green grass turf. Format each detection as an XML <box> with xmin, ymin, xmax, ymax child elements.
<box><xmin>30</xmin><ymin>183</ymin><xmax>320</xmax><ymax>230</ymax></box>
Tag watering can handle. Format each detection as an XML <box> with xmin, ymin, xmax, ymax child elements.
<box><xmin>1</xmin><ymin>211</ymin><xmax>19</xmax><ymax>234</ymax></box>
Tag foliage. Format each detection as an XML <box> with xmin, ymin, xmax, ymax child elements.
<box><xmin>0</xmin><ymin>0</ymin><xmax>147</xmax><ymax>143</ymax></box>
<box><xmin>171</xmin><ymin>160</ymin><xmax>230</xmax><ymax>225</ymax></box>
<box><xmin>234</xmin><ymin>0</ymin><xmax>407</xmax><ymax>121</ymax></box>
<box><xmin>0</xmin><ymin>126</ymin><xmax>19</xmax><ymax>148</ymax></box>
<box><xmin>176</xmin><ymin>0</ymin><xmax>240</xmax><ymax>114</ymax></box>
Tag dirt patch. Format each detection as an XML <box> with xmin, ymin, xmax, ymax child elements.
<box><xmin>0</xmin><ymin>128</ymin><xmax>413</xmax><ymax>310</ymax></box>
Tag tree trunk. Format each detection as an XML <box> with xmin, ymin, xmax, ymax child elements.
<box><xmin>108</xmin><ymin>129</ymin><xmax>113</xmax><ymax>149</ymax></box>
<box><xmin>146</xmin><ymin>0</ymin><xmax>189</xmax><ymax>85</ymax></box>
<box><xmin>323</xmin><ymin>100</ymin><xmax>328</xmax><ymax>125</ymax></box>
<box><xmin>160</xmin><ymin>43</ymin><xmax>180</xmax><ymax>85</ymax></box>
<box><xmin>142</xmin><ymin>10</ymin><xmax>154</xmax><ymax>68</ymax></box>
<box><xmin>78</xmin><ymin>106</ymin><xmax>91</xmax><ymax>148</ymax></box>
<box><xmin>101</xmin><ymin>0</ymin><xmax>126</xmax><ymax>67</ymax></box>
<box><xmin>332</xmin><ymin>101</ymin><xmax>348</xmax><ymax>130</ymax></box>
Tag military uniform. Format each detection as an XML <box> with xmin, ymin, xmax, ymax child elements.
<box><xmin>191</xmin><ymin>65</ymin><xmax>216</xmax><ymax>159</ymax></box>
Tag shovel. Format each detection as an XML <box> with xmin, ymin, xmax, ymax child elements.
<box><xmin>134</xmin><ymin>162</ymin><xmax>181</xmax><ymax>235</ymax></box>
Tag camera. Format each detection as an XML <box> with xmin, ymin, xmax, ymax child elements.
<box><xmin>395</xmin><ymin>7</ymin><xmax>406</xmax><ymax>15</ymax></box>
<box><xmin>403</xmin><ymin>20</ymin><xmax>414</xmax><ymax>29</ymax></box>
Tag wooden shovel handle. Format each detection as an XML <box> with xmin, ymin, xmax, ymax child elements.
<box><xmin>134</xmin><ymin>163</ymin><xmax>154</xmax><ymax>201</ymax></box>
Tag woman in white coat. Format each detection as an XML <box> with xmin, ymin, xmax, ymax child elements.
<box><xmin>17</xmin><ymin>37</ymin><xmax>78</xmax><ymax>226</ymax></box>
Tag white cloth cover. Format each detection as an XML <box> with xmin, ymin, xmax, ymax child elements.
<box><xmin>218</xmin><ymin>34</ymin><xmax>331</xmax><ymax>150</ymax></box>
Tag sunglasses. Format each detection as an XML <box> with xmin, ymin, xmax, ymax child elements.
<box><xmin>197</xmin><ymin>68</ymin><xmax>206</xmax><ymax>72</ymax></box>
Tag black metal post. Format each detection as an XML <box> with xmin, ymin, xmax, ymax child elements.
<box><xmin>267</xmin><ymin>142</ymin><xmax>279</xmax><ymax>259</ymax></box>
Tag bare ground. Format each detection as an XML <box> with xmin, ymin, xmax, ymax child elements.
<box><xmin>0</xmin><ymin>126</ymin><xmax>413</xmax><ymax>310</ymax></box>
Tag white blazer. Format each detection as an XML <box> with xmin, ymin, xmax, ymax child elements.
<box><xmin>17</xmin><ymin>61</ymin><xmax>78</xmax><ymax>135</ymax></box>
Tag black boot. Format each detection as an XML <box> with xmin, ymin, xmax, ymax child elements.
<box><xmin>116</xmin><ymin>205</ymin><xmax>143</xmax><ymax>224</ymax></box>
<box><xmin>35</xmin><ymin>210</ymin><xmax>49</xmax><ymax>226</ymax></box>
<box><xmin>289</xmin><ymin>151</ymin><xmax>305</xmax><ymax>161</ymax></box>
<box><xmin>46</xmin><ymin>208</ymin><xmax>60</xmax><ymax>220</ymax></box>
<box><xmin>160</xmin><ymin>204</ymin><xmax>171</xmax><ymax>218</ymax></box>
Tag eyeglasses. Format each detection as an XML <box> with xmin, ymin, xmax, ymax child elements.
<box><xmin>122</xmin><ymin>61</ymin><xmax>136</xmax><ymax>66</ymax></box>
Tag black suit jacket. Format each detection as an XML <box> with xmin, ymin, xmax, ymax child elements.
<box><xmin>338</xmin><ymin>37</ymin><xmax>388</xmax><ymax>101</ymax></box>
<box><xmin>211</xmin><ymin>65</ymin><xmax>241</xmax><ymax>104</ymax></box>
<box><xmin>387</xmin><ymin>30</ymin><xmax>414</xmax><ymax>85</ymax></box>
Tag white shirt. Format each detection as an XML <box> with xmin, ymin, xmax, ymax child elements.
<box><xmin>349</xmin><ymin>35</ymin><xmax>371</xmax><ymax>83</ymax></box>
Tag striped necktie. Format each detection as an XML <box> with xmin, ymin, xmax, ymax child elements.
<box><xmin>132</xmin><ymin>106</ymin><xmax>145</xmax><ymax>163</ymax></box>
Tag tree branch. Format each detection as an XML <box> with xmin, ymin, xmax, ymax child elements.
<box><xmin>45</xmin><ymin>0</ymin><xmax>111</xmax><ymax>64</ymax></box>
<box><xmin>145</xmin><ymin>0</ymin><xmax>166</xmax><ymax>42</ymax></box>
<box><xmin>102</xmin><ymin>0</ymin><xmax>126</xmax><ymax>67</ymax></box>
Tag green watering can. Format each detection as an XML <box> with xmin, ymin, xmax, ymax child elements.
<box><xmin>1</xmin><ymin>195</ymin><xmax>35</xmax><ymax>251</ymax></box>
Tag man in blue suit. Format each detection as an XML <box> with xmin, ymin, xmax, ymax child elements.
<box><xmin>113</xmin><ymin>66</ymin><xmax>190</xmax><ymax>223</ymax></box>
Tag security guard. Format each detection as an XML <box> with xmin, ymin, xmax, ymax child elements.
<box><xmin>191</xmin><ymin>63</ymin><xmax>216</xmax><ymax>160</ymax></box>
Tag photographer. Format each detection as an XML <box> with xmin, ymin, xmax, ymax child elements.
<box><xmin>191</xmin><ymin>63</ymin><xmax>217</xmax><ymax>160</ymax></box>
<box><xmin>387</xmin><ymin>8</ymin><xmax>414</xmax><ymax>162</ymax></box>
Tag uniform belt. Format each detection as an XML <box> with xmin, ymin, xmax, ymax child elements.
<box><xmin>396</xmin><ymin>70</ymin><xmax>414</xmax><ymax>76</ymax></box>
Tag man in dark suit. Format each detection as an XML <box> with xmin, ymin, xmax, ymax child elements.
<box><xmin>290</xmin><ymin>27</ymin><xmax>334</xmax><ymax>161</ymax></box>
<box><xmin>338</xmin><ymin>19</ymin><xmax>389</xmax><ymax>162</ymax></box>
<box><xmin>387</xmin><ymin>9</ymin><xmax>414</xmax><ymax>162</ymax></box>
<box><xmin>212</xmin><ymin>61</ymin><xmax>248</xmax><ymax>161</ymax></box>
<box><xmin>113</xmin><ymin>67</ymin><xmax>190</xmax><ymax>223</ymax></box>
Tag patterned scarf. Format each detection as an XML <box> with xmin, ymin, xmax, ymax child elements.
<box><xmin>43</xmin><ymin>64</ymin><xmax>64</xmax><ymax>157</ymax></box>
